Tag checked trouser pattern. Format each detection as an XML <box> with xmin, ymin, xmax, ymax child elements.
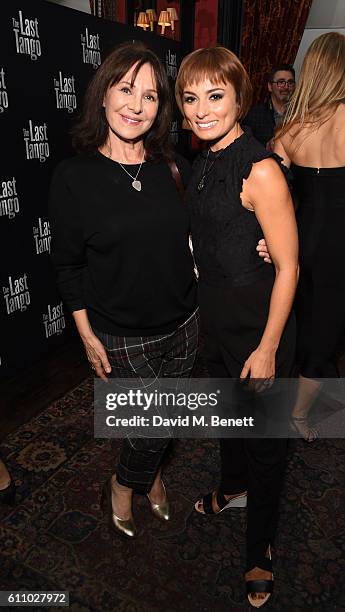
<box><xmin>94</xmin><ymin>309</ymin><xmax>199</xmax><ymax>493</ymax></box>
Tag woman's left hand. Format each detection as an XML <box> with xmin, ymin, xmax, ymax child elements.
<box><xmin>240</xmin><ymin>347</ymin><xmax>276</xmax><ymax>392</ymax></box>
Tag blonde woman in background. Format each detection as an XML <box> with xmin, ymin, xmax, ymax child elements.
<box><xmin>274</xmin><ymin>32</ymin><xmax>345</xmax><ymax>441</ymax></box>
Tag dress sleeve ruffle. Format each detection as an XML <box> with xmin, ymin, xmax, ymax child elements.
<box><xmin>241</xmin><ymin>150</ymin><xmax>293</xmax><ymax>192</ymax></box>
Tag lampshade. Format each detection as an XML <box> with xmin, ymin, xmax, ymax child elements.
<box><xmin>146</xmin><ymin>9</ymin><xmax>157</xmax><ymax>21</ymax></box>
<box><xmin>146</xmin><ymin>9</ymin><xmax>157</xmax><ymax>31</ymax></box>
<box><xmin>167</xmin><ymin>7</ymin><xmax>178</xmax><ymax>32</ymax></box>
<box><xmin>158</xmin><ymin>10</ymin><xmax>171</xmax><ymax>35</ymax></box>
<box><xmin>167</xmin><ymin>7</ymin><xmax>178</xmax><ymax>21</ymax></box>
<box><xmin>136</xmin><ymin>11</ymin><xmax>149</xmax><ymax>30</ymax></box>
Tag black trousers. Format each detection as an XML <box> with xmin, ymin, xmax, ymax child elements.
<box><xmin>220</xmin><ymin>437</ymin><xmax>287</xmax><ymax>571</ymax></box>
<box><xmin>94</xmin><ymin>309</ymin><xmax>199</xmax><ymax>494</ymax></box>
<box><xmin>199</xmin><ymin>279</ymin><xmax>295</xmax><ymax>571</ymax></box>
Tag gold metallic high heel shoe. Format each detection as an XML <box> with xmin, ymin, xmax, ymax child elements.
<box><xmin>147</xmin><ymin>480</ymin><xmax>170</xmax><ymax>521</ymax></box>
<box><xmin>101</xmin><ymin>478</ymin><xmax>137</xmax><ymax>538</ymax></box>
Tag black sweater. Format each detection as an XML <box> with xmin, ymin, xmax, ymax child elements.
<box><xmin>49</xmin><ymin>152</ymin><xmax>197</xmax><ymax>336</ymax></box>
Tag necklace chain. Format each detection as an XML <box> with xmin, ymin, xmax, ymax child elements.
<box><xmin>117</xmin><ymin>159</ymin><xmax>144</xmax><ymax>182</ymax></box>
<box><xmin>107</xmin><ymin>141</ymin><xmax>145</xmax><ymax>191</ymax></box>
<box><xmin>198</xmin><ymin>126</ymin><xmax>242</xmax><ymax>192</ymax></box>
<box><xmin>198</xmin><ymin>148</ymin><xmax>223</xmax><ymax>192</ymax></box>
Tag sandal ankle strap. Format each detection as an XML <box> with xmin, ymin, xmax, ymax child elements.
<box><xmin>246</xmin><ymin>579</ymin><xmax>273</xmax><ymax>594</ymax></box>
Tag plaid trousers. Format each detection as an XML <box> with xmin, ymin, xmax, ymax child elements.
<box><xmin>94</xmin><ymin>309</ymin><xmax>199</xmax><ymax>493</ymax></box>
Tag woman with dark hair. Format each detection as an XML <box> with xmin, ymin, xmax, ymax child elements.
<box><xmin>176</xmin><ymin>47</ymin><xmax>298</xmax><ymax>607</ymax></box>
<box><xmin>49</xmin><ymin>41</ymin><xmax>199</xmax><ymax>538</ymax></box>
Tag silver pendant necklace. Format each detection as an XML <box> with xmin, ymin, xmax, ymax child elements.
<box><xmin>197</xmin><ymin>148</ymin><xmax>223</xmax><ymax>192</ymax></box>
<box><xmin>107</xmin><ymin>141</ymin><xmax>145</xmax><ymax>191</ymax></box>
<box><xmin>118</xmin><ymin>158</ymin><xmax>144</xmax><ymax>191</ymax></box>
<box><xmin>198</xmin><ymin>150</ymin><xmax>210</xmax><ymax>192</ymax></box>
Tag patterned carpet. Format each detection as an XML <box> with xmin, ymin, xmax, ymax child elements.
<box><xmin>0</xmin><ymin>375</ymin><xmax>344</xmax><ymax>611</ymax></box>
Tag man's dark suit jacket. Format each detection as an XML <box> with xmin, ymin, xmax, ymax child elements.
<box><xmin>242</xmin><ymin>99</ymin><xmax>275</xmax><ymax>146</ymax></box>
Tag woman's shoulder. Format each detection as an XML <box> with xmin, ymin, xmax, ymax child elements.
<box><xmin>229</xmin><ymin>128</ymin><xmax>275</xmax><ymax>179</ymax></box>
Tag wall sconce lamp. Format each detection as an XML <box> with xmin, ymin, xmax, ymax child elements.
<box><xmin>146</xmin><ymin>9</ymin><xmax>157</xmax><ymax>32</ymax></box>
<box><xmin>167</xmin><ymin>7</ymin><xmax>178</xmax><ymax>33</ymax></box>
<box><xmin>158</xmin><ymin>10</ymin><xmax>171</xmax><ymax>35</ymax></box>
<box><xmin>136</xmin><ymin>11</ymin><xmax>149</xmax><ymax>30</ymax></box>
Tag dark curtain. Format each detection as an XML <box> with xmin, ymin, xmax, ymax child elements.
<box><xmin>241</xmin><ymin>0</ymin><xmax>313</xmax><ymax>104</ymax></box>
<box><xmin>180</xmin><ymin>0</ymin><xmax>196</xmax><ymax>57</ymax></box>
<box><xmin>217</xmin><ymin>0</ymin><xmax>243</xmax><ymax>56</ymax></box>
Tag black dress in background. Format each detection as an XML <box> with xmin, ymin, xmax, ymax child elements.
<box><xmin>186</xmin><ymin>128</ymin><xmax>296</xmax><ymax>571</ymax></box>
<box><xmin>292</xmin><ymin>165</ymin><xmax>345</xmax><ymax>378</ymax></box>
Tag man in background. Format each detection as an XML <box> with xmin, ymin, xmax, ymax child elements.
<box><xmin>243</xmin><ymin>64</ymin><xmax>296</xmax><ymax>148</ymax></box>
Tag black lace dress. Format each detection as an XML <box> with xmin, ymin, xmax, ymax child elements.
<box><xmin>187</xmin><ymin>128</ymin><xmax>295</xmax><ymax>379</ymax></box>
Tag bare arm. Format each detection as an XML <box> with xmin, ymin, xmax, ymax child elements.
<box><xmin>256</xmin><ymin>138</ymin><xmax>293</xmax><ymax>263</ymax></box>
<box><xmin>240</xmin><ymin>158</ymin><xmax>299</xmax><ymax>381</ymax></box>
<box><xmin>273</xmin><ymin>137</ymin><xmax>291</xmax><ymax>168</ymax></box>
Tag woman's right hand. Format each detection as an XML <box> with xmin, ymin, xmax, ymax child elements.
<box><xmin>82</xmin><ymin>333</ymin><xmax>111</xmax><ymax>381</ymax></box>
<box><xmin>72</xmin><ymin>309</ymin><xmax>111</xmax><ymax>380</ymax></box>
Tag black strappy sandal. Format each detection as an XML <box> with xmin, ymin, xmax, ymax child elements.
<box><xmin>194</xmin><ymin>489</ymin><xmax>247</xmax><ymax>514</ymax></box>
<box><xmin>246</xmin><ymin>547</ymin><xmax>274</xmax><ymax>609</ymax></box>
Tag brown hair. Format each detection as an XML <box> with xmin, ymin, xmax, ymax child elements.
<box><xmin>72</xmin><ymin>41</ymin><xmax>174</xmax><ymax>162</ymax></box>
<box><xmin>175</xmin><ymin>46</ymin><xmax>252</xmax><ymax>121</ymax></box>
<box><xmin>279</xmin><ymin>32</ymin><xmax>345</xmax><ymax>137</ymax></box>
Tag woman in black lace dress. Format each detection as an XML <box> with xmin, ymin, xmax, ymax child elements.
<box><xmin>176</xmin><ymin>47</ymin><xmax>298</xmax><ymax>608</ymax></box>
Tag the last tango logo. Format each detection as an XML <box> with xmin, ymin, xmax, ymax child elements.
<box><xmin>0</xmin><ymin>176</ymin><xmax>19</xmax><ymax>220</ymax></box>
<box><xmin>43</xmin><ymin>302</ymin><xmax>65</xmax><ymax>338</ymax></box>
<box><xmin>2</xmin><ymin>273</ymin><xmax>31</xmax><ymax>315</ymax></box>
<box><xmin>0</xmin><ymin>68</ymin><xmax>9</xmax><ymax>113</ymax></box>
<box><xmin>23</xmin><ymin>120</ymin><xmax>50</xmax><ymax>162</ymax></box>
<box><xmin>33</xmin><ymin>217</ymin><xmax>51</xmax><ymax>254</ymax></box>
<box><xmin>80</xmin><ymin>27</ymin><xmax>101</xmax><ymax>68</ymax></box>
<box><xmin>54</xmin><ymin>71</ymin><xmax>77</xmax><ymax>113</ymax></box>
<box><xmin>12</xmin><ymin>10</ymin><xmax>41</xmax><ymax>61</ymax></box>
<box><xmin>165</xmin><ymin>50</ymin><xmax>177</xmax><ymax>79</ymax></box>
